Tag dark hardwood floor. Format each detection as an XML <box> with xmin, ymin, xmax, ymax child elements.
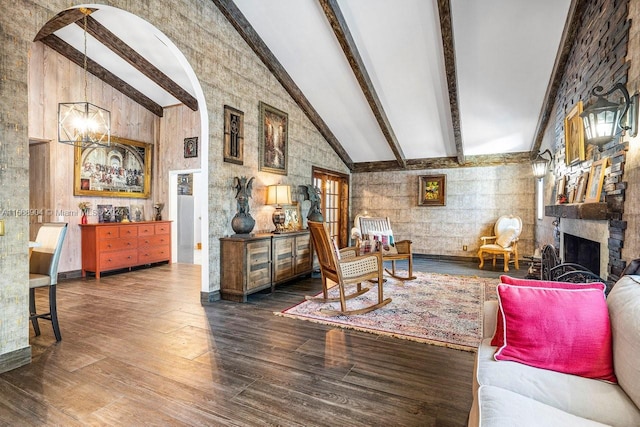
<box><xmin>1</xmin><ymin>257</ymin><xmax>526</xmax><ymax>426</ymax></box>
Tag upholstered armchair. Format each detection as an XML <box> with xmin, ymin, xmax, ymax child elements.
<box><xmin>478</xmin><ymin>215</ymin><xmax>522</xmax><ymax>272</ymax></box>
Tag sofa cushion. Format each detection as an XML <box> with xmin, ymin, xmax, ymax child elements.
<box><xmin>495</xmin><ymin>284</ymin><xmax>616</xmax><ymax>382</ymax></box>
<box><xmin>491</xmin><ymin>277</ymin><xmax>606</xmax><ymax>346</ymax></box>
<box><xmin>477</xmin><ymin>385</ymin><xmax>610</xmax><ymax>427</ymax></box>
<box><xmin>607</xmin><ymin>275</ymin><xmax>640</xmax><ymax>409</ymax></box>
<box><xmin>475</xmin><ymin>338</ymin><xmax>640</xmax><ymax>426</ymax></box>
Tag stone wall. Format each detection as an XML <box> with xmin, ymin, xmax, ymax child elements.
<box><xmin>0</xmin><ymin>0</ymin><xmax>348</xmax><ymax>371</ymax></box>
<box><xmin>351</xmin><ymin>164</ymin><xmax>535</xmax><ymax>261</ymax></box>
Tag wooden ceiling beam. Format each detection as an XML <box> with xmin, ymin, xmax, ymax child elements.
<box><xmin>351</xmin><ymin>152</ymin><xmax>531</xmax><ymax>173</ymax></box>
<box><xmin>211</xmin><ymin>0</ymin><xmax>355</xmax><ymax>170</ymax></box>
<box><xmin>437</xmin><ymin>0</ymin><xmax>465</xmax><ymax>165</ymax></box>
<box><xmin>319</xmin><ymin>0</ymin><xmax>406</xmax><ymax>169</ymax></box>
<box><xmin>33</xmin><ymin>8</ymin><xmax>95</xmax><ymax>42</ymax></box>
<box><xmin>80</xmin><ymin>16</ymin><xmax>198</xmax><ymax>111</ymax></box>
<box><xmin>40</xmin><ymin>34</ymin><xmax>164</xmax><ymax>117</ymax></box>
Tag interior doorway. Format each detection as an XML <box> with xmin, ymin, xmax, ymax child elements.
<box><xmin>312</xmin><ymin>167</ymin><xmax>350</xmax><ymax>248</ymax></box>
<box><xmin>169</xmin><ymin>170</ymin><xmax>202</xmax><ymax>265</ymax></box>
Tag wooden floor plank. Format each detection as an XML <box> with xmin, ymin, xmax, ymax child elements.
<box><xmin>1</xmin><ymin>259</ymin><xmax>524</xmax><ymax>426</ymax></box>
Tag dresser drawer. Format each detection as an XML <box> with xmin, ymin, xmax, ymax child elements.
<box><xmin>119</xmin><ymin>226</ymin><xmax>139</xmax><ymax>238</ymax></box>
<box><xmin>99</xmin><ymin>249</ymin><xmax>138</xmax><ymax>269</ymax></box>
<box><xmin>98</xmin><ymin>226</ymin><xmax>121</xmax><ymax>239</ymax></box>
<box><xmin>155</xmin><ymin>223</ymin><xmax>170</xmax><ymax>235</ymax></box>
<box><xmin>139</xmin><ymin>234</ymin><xmax>170</xmax><ymax>247</ymax></box>
<box><xmin>138</xmin><ymin>224</ymin><xmax>155</xmax><ymax>236</ymax></box>
<box><xmin>99</xmin><ymin>237</ymin><xmax>138</xmax><ymax>252</ymax></box>
<box><xmin>138</xmin><ymin>246</ymin><xmax>171</xmax><ymax>263</ymax></box>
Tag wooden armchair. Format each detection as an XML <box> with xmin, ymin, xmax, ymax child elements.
<box><xmin>351</xmin><ymin>215</ymin><xmax>416</xmax><ymax>281</ymax></box>
<box><xmin>478</xmin><ymin>215</ymin><xmax>522</xmax><ymax>272</ymax></box>
<box><xmin>308</xmin><ymin>221</ymin><xmax>391</xmax><ymax>315</ymax></box>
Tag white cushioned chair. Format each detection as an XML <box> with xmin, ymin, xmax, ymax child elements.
<box><xmin>29</xmin><ymin>222</ymin><xmax>68</xmax><ymax>342</ymax></box>
<box><xmin>478</xmin><ymin>215</ymin><xmax>522</xmax><ymax>272</ymax></box>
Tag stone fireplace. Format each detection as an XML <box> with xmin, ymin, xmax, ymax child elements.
<box><xmin>559</xmin><ymin>218</ymin><xmax>608</xmax><ymax>280</ymax></box>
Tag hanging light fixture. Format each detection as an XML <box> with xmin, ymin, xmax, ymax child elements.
<box><xmin>580</xmin><ymin>82</ymin><xmax>637</xmax><ymax>151</ymax></box>
<box><xmin>58</xmin><ymin>8</ymin><xmax>110</xmax><ymax>148</ymax></box>
<box><xmin>531</xmin><ymin>149</ymin><xmax>553</xmax><ymax>180</ymax></box>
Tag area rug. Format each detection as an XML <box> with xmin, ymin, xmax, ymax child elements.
<box><xmin>276</xmin><ymin>272</ymin><xmax>500</xmax><ymax>351</ymax></box>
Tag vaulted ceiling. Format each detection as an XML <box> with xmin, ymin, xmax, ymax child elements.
<box><xmin>36</xmin><ymin>0</ymin><xmax>579</xmax><ymax>172</ymax></box>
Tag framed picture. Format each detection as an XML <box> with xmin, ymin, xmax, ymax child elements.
<box><xmin>130</xmin><ymin>203</ymin><xmax>145</xmax><ymax>222</ymax></box>
<box><xmin>574</xmin><ymin>171</ymin><xmax>589</xmax><ymax>203</ymax></box>
<box><xmin>564</xmin><ymin>101</ymin><xmax>585</xmax><ymax>165</ymax></box>
<box><xmin>97</xmin><ymin>204</ymin><xmax>113</xmax><ymax>223</ymax></box>
<box><xmin>282</xmin><ymin>203</ymin><xmax>301</xmax><ymax>232</ymax></box>
<box><xmin>418</xmin><ymin>174</ymin><xmax>446</xmax><ymax>206</ymax></box>
<box><xmin>555</xmin><ymin>175</ymin><xmax>566</xmax><ymax>204</ymax></box>
<box><xmin>259</xmin><ymin>102</ymin><xmax>288</xmax><ymax>175</ymax></box>
<box><xmin>584</xmin><ymin>158</ymin><xmax>608</xmax><ymax>203</ymax></box>
<box><xmin>75</xmin><ymin>136</ymin><xmax>151</xmax><ymax>198</ymax></box>
<box><xmin>184</xmin><ymin>137</ymin><xmax>198</xmax><ymax>158</ymax></box>
<box><xmin>223</xmin><ymin>105</ymin><xmax>244</xmax><ymax>164</ymax></box>
<box><xmin>114</xmin><ymin>206</ymin><xmax>130</xmax><ymax>223</ymax></box>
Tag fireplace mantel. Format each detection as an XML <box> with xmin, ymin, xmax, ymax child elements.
<box><xmin>544</xmin><ymin>202</ymin><xmax>608</xmax><ymax>220</ymax></box>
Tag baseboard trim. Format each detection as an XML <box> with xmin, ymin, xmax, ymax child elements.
<box><xmin>201</xmin><ymin>290</ymin><xmax>221</xmax><ymax>305</ymax></box>
<box><xmin>0</xmin><ymin>346</ymin><xmax>31</xmax><ymax>374</ymax></box>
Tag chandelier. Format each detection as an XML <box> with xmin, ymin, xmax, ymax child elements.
<box><xmin>58</xmin><ymin>8</ymin><xmax>110</xmax><ymax>148</ymax></box>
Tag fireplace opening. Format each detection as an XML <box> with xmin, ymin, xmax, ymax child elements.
<box><xmin>563</xmin><ymin>233</ymin><xmax>600</xmax><ymax>276</ymax></box>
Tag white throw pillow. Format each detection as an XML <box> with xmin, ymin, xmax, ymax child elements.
<box><xmin>496</xmin><ymin>227</ymin><xmax>517</xmax><ymax>248</ymax></box>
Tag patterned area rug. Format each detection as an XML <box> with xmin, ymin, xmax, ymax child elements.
<box><xmin>276</xmin><ymin>272</ymin><xmax>500</xmax><ymax>351</ymax></box>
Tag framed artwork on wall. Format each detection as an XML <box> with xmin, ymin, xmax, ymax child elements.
<box><xmin>184</xmin><ymin>137</ymin><xmax>198</xmax><ymax>158</ymax></box>
<box><xmin>223</xmin><ymin>105</ymin><xmax>244</xmax><ymax>164</ymax></box>
<box><xmin>418</xmin><ymin>174</ymin><xmax>446</xmax><ymax>206</ymax></box>
<box><xmin>564</xmin><ymin>101</ymin><xmax>585</xmax><ymax>165</ymax></box>
<box><xmin>584</xmin><ymin>158</ymin><xmax>608</xmax><ymax>203</ymax></box>
<box><xmin>74</xmin><ymin>136</ymin><xmax>151</xmax><ymax>199</ymax></box>
<box><xmin>259</xmin><ymin>101</ymin><xmax>288</xmax><ymax>175</ymax></box>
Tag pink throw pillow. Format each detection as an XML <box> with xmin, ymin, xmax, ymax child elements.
<box><xmin>490</xmin><ymin>276</ymin><xmax>606</xmax><ymax>346</ymax></box>
<box><xmin>494</xmin><ymin>284</ymin><xmax>616</xmax><ymax>383</ymax></box>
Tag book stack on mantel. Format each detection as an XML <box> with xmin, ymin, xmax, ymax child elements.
<box><xmin>544</xmin><ymin>202</ymin><xmax>607</xmax><ymax>220</ymax></box>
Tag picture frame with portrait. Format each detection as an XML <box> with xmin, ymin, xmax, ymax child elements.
<box><xmin>584</xmin><ymin>159</ymin><xmax>608</xmax><ymax>203</ymax></box>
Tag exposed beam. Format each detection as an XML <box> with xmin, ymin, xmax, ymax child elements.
<box><xmin>79</xmin><ymin>16</ymin><xmax>198</xmax><ymax>111</ymax></box>
<box><xmin>319</xmin><ymin>0</ymin><xmax>406</xmax><ymax>169</ymax></box>
<box><xmin>531</xmin><ymin>0</ymin><xmax>588</xmax><ymax>157</ymax></box>
<box><xmin>211</xmin><ymin>0</ymin><xmax>354</xmax><ymax>170</ymax></box>
<box><xmin>352</xmin><ymin>152</ymin><xmax>531</xmax><ymax>173</ymax></box>
<box><xmin>40</xmin><ymin>34</ymin><xmax>164</xmax><ymax>117</ymax></box>
<box><xmin>437</xmin><ymin>0</ymin><xmax>465</xmax><ymax>165</ymax></box>
<box><xmin>33</xmin><ymin>8</ymin><xmax>96</xmax><ymax>42</ymax></box>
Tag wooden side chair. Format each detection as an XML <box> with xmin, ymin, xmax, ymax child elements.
<box><xmin>29</xmin><ymin>222</ymin><xmax>68</xmax><ymax>341</ymax></box>
<box><xmin>351</xmin><ymin>215</ymin><xmax>416</xmax><ymax>281</ymax></box>
<box><xmin>478</xmin><ymin>215</ymin><xmax>522</xmax><ymax>272</ymax></box>
<box><xmin>308</xmin><ymin>221</ymin><xmax>391</xmax><ymax>315</ymax></box>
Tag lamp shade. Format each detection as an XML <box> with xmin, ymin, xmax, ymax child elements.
<box><xmin>266</xmin><ymin>185</ymin><xmax>291</xmax><ymax>206</ymax></box>
<box><xmin>580</xmin><ymin>96</ymin><xmax>622</xmax><ymax>149</ymax></box>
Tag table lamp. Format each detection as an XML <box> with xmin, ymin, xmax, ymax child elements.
<box><xmin>266</xmin><ymin>184</ymin><xmax>291</xmax><ymax>233</ymax></box>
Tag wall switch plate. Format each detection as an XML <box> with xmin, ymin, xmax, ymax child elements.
<box><xmin>0</xmin><ymin>220</ymin><xmax>4</xmax><ymax>236</ymax></box>
<box><xmin>463</xmin><ymin>245</ymin><xmax>467</xmax><ymax>251</ymax></box>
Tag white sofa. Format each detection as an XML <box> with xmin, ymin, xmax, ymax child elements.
<box><xmin>468</xmin><ymin>275</ymin><xmax>640</xmax><ymax>426</ymax></box>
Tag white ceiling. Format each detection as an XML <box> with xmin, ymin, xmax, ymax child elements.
<box><xmin>48</xmin><ymin>0</ymin><xmax>572</xmax><ymax>166</ymax></box>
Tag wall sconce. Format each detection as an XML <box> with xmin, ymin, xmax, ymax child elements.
<box><xmin>580</xmin><ymin>82</ymin><xmax>638</xmax><ymax>151</ymax></box>
<box><xmin>531</xmin><ymin>149</ymin><xmax>553</xmax><ymax>180</ymax></box>
<box><xmin>58</xmin><ymin>8</ymin><xmax>111</xmax><ymax>148</ymax></box>
<box><xmin>266</xmin><ymin>184</ymin><xmax>291</xmax><ymax>233</ymax></box>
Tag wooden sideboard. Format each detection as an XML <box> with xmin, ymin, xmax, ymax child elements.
<box><xmin>220</xmin><ymin>231</ymin><xmax>313</xmax><ymax>302</ymax></box>
<box><xmin>80</xmin><ymin>221</ymin><xmax>172</xmax><ymax>278</ymax></box>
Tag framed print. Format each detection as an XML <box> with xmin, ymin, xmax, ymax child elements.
<box><xmin>555</xmin><ymin>175</ymin><xmax>566</xmax><ymax>204</ymax></box>
<box><xmin>259</xmin><ymin>102</ymin><xmax>288</xmax><ymax>175</ymax></box>
<box><xmin>574</xmin><ymin>171</ymin><xmax>589</xmax><ymax>203</ymax></box>
<box><xmin>97</xmin><ymin>204</ymin><xmax>113</xmax><ymax>223</ymax></box>
<box><xmin>223</xmin><ymin>105</ymin><xmax>244</xmax><ymax>164</ymax></box>
<box><xmin>418</xmin><ymin>174</ymin><xmax>446</xmax><ymax>206</ymax></box>
<box><xmin>114</xmin><ymin>206</ymin><xmax>130</xmax><ymax>223</ymax></box>
<box><xmin>282</xmin><ymin>203</ymin><xmax>301</xmax><ymax>232</ymax></box>
<box><xmin>564</xmin><ymin>101</ymin><xmax>585</xmax><ymax>165</ymax></box>
<box><xmin>75</xmin><ymin>136</ymin><xmax>151</xmax><ymax>198</ymax></box>
<box><xmin>184</xmin><ymin>137</ymin><xmax>198</xmax><ymax>158</ymax></box>
<box><xmin>130</xmin><ymin>203</ymin><xmax>145</xmax><ymax>222</ymax></box>
<box><xmin>584</xmin><ymin>158</ymin><xmax>608</xmax><ymax>203</ymax></box>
